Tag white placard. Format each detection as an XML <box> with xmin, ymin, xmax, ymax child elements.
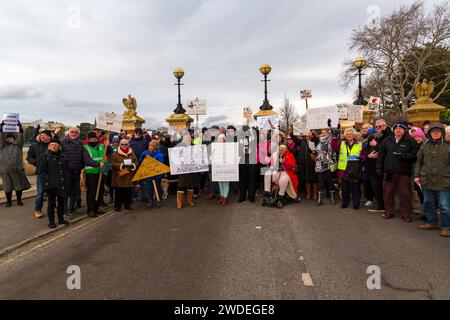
<box><xmin>337</xmin><ymin>105</ymin><xmax>348</xmax><ymax>119</ymax></box>
<box><xmin>368</xmin><ymin>97</ymin><xmax>380</xmax><ymax>111</ymax></box>
<box><xmin>186</xmin><ymin>98</ymin><xmax>207</xmax><ymax>115</ymax></box>
<box><xmin>243</xmin><ymin>107</ymin><xmax>253</xmax><ymax>119</ymax></box>
<box><xmin>293</xmin><ymin>121</ymin><xmax>309</xmax><ymax>136</ymax></box>
<box><xmin>347</xmin><ymin>105</ymin><xmax>364</xmax><ymax>123</ymax></box>
<box><xmin>211</xmin><ymin>142</ymin><xmax>239</xmax><ymax>182</ymax></box>
<box><xmin>2</xmin><ymin>113</ymin><xmax>20</xmax><ymax>133</ymax></box>
<box><xmin>306</xmin><ymin>106</ymin><xmax>339</xmax><ymax>129</ymax></box>
<box><xmin>169</xmin><ymin>144</ymin><xmax>209</xmax><ymax>175</ymax></box>
<box><xmin>300</xmin><ymin>90</ymin><xmax>312</xmax><ymax>99</ymax></box>
<box><xmin>257</xmin><ymin>115</ymin><xmax>279</xmax><ymax>130</ymax></box>
<box><xmin>97</xmin><ymin>112</ymin><xmax>123</xmax><ymax>132</ymax></box>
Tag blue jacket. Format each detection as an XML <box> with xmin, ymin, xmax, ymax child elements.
<box><xmin>139</xmin><ymin>148</ymin><xmax>165</xmax><ymax>181</ymax></box>
<box><xmin>130</xmin><ymin>137</ymin><xmax>148</xmax><ymax>160</ymax></box>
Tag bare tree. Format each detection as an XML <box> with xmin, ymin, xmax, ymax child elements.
<box><xmin>279</xmin><ymin>95</ymin><xmax>299</xmax><ymax>131</ymax></box>
<box><xmin>340</xmin><ymin>1</ymin><xmax>450</xmax><ymax>114</ymax></box>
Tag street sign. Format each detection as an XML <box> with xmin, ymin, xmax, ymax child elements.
<box><xmin>186</xmin><ymin>98</ymin><xmax>207</xmax><ymax>115</ymax></box>
<box><xmin>300</xmin><ymin>90</ymin><xmax>312</xmax><ymax>99</ymax></box>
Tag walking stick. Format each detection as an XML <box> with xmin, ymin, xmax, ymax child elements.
<box><xmin>95</xmin><ymin>131</ymin><xmax>110</xmax><ymax>201</ymax></box>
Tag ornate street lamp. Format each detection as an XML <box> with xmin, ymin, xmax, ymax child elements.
<box><xmin>259</xmin><ymin>64</ymin><xmax>273</xmax><ymax>110</ymax></box>
<box><xmin>173</xmin><ymin>67</ymin><xmax>186</xmax><ymax>114</ymax></box>
<box><xmin>353</xmin><ymin>56</ymin><xmax>368</xmax><ymax>105</ymax></box>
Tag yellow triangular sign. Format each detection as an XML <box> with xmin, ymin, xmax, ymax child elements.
<box><xmin>132</xmin><ymin>155</ymin><xmax>170</xmax><ymax>182</ymax></box>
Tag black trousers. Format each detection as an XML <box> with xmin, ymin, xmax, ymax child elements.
<box><xmin>115</xmin><ymin>187</ymin><xmax>132</xmax><ymax>209</ymax></box>
<box><xmin>47</xmin><ymin>189</ymin><xmax>65</xmax><ymax>223</ymax></box>
<box><xmin>85</xmin><ymin>173</ymin><xmax>105</xmax><ymax>212</ymax></box>
<box><xmin>363</xmin><ymin>179</ymin><xmax>374</xmax><ymax>202</ymax></box>
<box><xmin>342</xmin><ymin>179</ymin><xmax>361</xmax><ymax>207</ymax></box>
<box><xmin>238</xmin><ymin>164</ymin><xmax>259</xmax><ymax>201</ymax></box>
<box><xmin>370</xmin><ymin>173</ymin><xmax>385</xmax><ymax>210</ymax></box>
<box><xmin>317</xmin><ymin>170</ymin><xmax>334</xmax><ymax>192</ymax></box>
<box><xmin>65</xmin><ymin>170</ymin><xmax>81</xmax><ymax>213</ymax></box>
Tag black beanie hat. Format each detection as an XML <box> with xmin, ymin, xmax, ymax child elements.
<box><xmin>41</xmin><ymin>130</ymin><xmax>52</xmax><ymax>138</ymax></box>
<box><xmin>49</xmin><ymin>138</ymin><xmax>61</xmax><ymax>145</ymax></box>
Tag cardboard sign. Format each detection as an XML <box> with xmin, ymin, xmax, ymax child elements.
<box><xmin>211</xmin><ymin>142</ymin><xmax>239</xmax><ymax>182</ymax></box>
<box><xmin>97</xmin><ymin>112</ymin><xmax>123</xmax><ymax>132</ymax></box>
<box><xmin>306</xmin><ymin>106</ymin><xmax>339</xmax><ymax>129</ymax></box>
<box><xmin>337</xmin><ymin>105</ymin><xmax>349</xmax><ymax>119</ymax></box>
<box><xmin>293</xmin><ymin>121</ymin><xmax>309</xmax><ymax>136</ymax></box>
<box><xmin>186</xmin><ymin>98</ymin><xmax>207</xmax><ymax>115</ymax></box>
<box><xmin>300</xmin><ymin>90</ymin><xmax>312</xmax><ymax>99</ymax></box>
<box><xmin>169</xmin><ymin>144</ymin><xmax>209</xmax><ymax>175</ymax></box>
<box><xmin>368</xmin><ymin>96</ymin><xmax>380</xmax><ymax>111</ymax></box>
<box><xmin>257</xmin><ymin>115</ymin><xmax>279</xmax><ymax>130</ymax></box>
<box><xmin>347</xmin><ymin>105</ymin><xmax>363</xmax><ymax>123</ymax></box>
<box><xmin>243</xmin><ymin>107</ymin><xmax>253</xmax><ymax>119</ymax></box>
<box><xmin>2</xmin><ymin>113</ymin><xmax>19</xmax><ymax>133</ymax></box>
<box><xmin>132</xmin><ymin>156</ymin><xmax>170</xmax><ymax>182</ymax></box>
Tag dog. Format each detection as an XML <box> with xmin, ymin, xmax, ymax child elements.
<box><xmin>161</xmin><ymin>178</ymin><xmax>178</xmax><ymax>200</ymax></box>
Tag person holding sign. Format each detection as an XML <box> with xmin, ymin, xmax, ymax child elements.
<box><xmin>139</xmin><ymin>140</ymin><xmax>164</xmax><ymax>209</ymax></box>
<box><xmin>111</xmin><ymin>139</ymin><xmax>138</xmax><ymax>212</ymax></box>
<box><xmin>0</xmin><ymin>121</ymin><xmax>31</xmax><ymax>207</ymax></box>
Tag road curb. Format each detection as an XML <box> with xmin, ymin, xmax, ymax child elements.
<box><xmin>0</xmin><ymin>205</ymin><xmax>114</xmax><ymax>259</ymax></box>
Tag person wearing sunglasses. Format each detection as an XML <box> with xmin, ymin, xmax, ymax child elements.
<box><xmin>111</xmin><ymin>139</ymin><xmax>138</xmax><ymax>212</ymax></box>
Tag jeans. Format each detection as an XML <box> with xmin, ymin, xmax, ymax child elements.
<box><xmin>139</xmin><ymin>180</ymin><xmax>147</xmax><ymax>201</ymax></box>
<box><xmin>143</xmin><ymin>178</ymin><xmax>163</xmax><ymax>202</ymax></box>
<box><xmin>218</xmin><ymin>182</ymin><xmax>230</xmax><ymax>198</ymax></box>
<box><xmin>35</xmin><ymin>173</ymin><xmax>46</xmax><ymax>212</ymax></box>
<box><xmin>422</xmin><ymin>189</ymin><xmax>450</xmax><ymax>230</ymax></box>
<box><xmin>317</xmin><ymin>170</ymin><xmax>334</xmax><ymax>192</ymax></box>
<box><xmin>65</xmin><ymin>170</ymin><xmax>81</xmax><ymax>213</ymax></box>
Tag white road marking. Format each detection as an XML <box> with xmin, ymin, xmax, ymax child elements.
<box><xmin>256</xmin><ymin>226</ymin><xmax>262</xmax><ymax>229</ymax></box>
<box><xmin>299</xmin><ymin>256</ymin><xmax>304</xmax><ymax>260</ymax></box>
<box><xmin>302</xmin><ymin>273</ymin><xmax>314</xmax><ymax>286</ymax></box>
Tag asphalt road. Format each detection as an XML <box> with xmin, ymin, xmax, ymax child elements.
<box><xmin>0</xmin><ymin>195</ymin><xmax>449</xmax><ymax>300</ymax></box>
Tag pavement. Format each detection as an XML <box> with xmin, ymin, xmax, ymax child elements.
<box><xmin>0</xmin><ymin>192</ymin><xmax>448</xmax><ymax>300</ymax></box>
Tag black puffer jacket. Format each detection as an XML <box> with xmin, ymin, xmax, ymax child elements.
<box><xmin>61</xmin><ymin>137</ymin><xmax>97</xmax><ymax>172</ymax></box>
<box><xmin>38</xmin><ymin>150</ymin><xmax>70</xmax><ymax>196</ymax></box>
<box><xmin>27</xmin><ymin>141</ymin><xmax>49</xmax><ymax>169</ymax></box>
<box><xmin>377</xmin><ymin>133</ymin><xmax>420</xmax><ymax>176</ymax></box>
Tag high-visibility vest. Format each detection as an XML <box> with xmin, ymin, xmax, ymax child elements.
<box><xmin>193</xmin><ymin>137</ymin><xmax>202</xmax><ymax>145</ymax></box>
<box><xmin>338</xmin><ymin>141</ymin><xmax>362</xmax><ymax>171</ymax></box>
<box><xmin>83</xmin><ymin>144</ymin><xmax>104</xmax><ymax>174</ymax></box>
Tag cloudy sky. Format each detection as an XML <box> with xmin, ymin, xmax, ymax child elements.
<box><xmin>0</xmin><ymin>0</ymin><xmax>441</xmax><ymax>128</ymax></box>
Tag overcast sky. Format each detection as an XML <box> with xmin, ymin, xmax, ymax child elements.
<box><xmin>0</xmin><ymin>0</ymin><xmax>442</xmax><ymax>128</ymax></box>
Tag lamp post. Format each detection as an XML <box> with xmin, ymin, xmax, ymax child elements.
<box><xmin>353</xmin><ymin>56</ymin><xmax>368</xmax><ymax>106</ymax></box>
<box><xmin>259</xmin><ymin>64</ymin><xmax>273</xmax><ymax>110</ymax></box>
<box><xmin>173</xmin><ymin>67</ymin><xmax>185</xmax><ymax>114</ymax></box>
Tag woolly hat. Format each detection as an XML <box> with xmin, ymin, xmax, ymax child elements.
<box><xmin>41</xmin><ymin>130</ymin><xmax>52</xmax><ymax>138</ymax></box>
<box><xmin>392</xmin><ymin>122</ymin><xmax>408</xmax><ymax>131</ymax></box>
<box><xmin>87</xmin><ymin>131</ymin><xmax>97</xmax><ymax>139</ymax></box>
<box><xmin>111</xmin><ymin>135</ymin><xmax>120</xmax><ymax>143</ymax></box>
<box><xmin>410</xmin><ymin>127</ymin><xmax>426</xmax><ymax>141</ymax></box>
<box><xmin>367</xmin><ymin>128</ymin><xmax>377</xmax><ymax>135</ymax></box>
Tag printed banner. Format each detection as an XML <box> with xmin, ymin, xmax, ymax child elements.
<box><xmin>169</xmin><ymin>144</ymin><xmax>209</xmax><ymax>175</ymax></box>
<box><xmin>211</xmin><ymin>142</ymin><xmax>239</xmax><ymax>182</ymax></box>
<box><xmin>2</xmin><ymin>113</ymin><xmax>19</xmax><ymax>133</ymax></box>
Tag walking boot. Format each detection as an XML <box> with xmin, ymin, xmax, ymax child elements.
<box><xmin>186</xmin><ymin>189</ymin><xmax>195</xmax><ymax>207</ymax></box>
<box><xmin>306</xmin><ymin>183</ymin><xmax>311</xmax><ymax>201</ymax></box>
<box><xmin>313</xmin><ymin>183</ymin><xmax>319</xmax><ymax>201</ymax></box>
<box><xmin>217</xmin><ymin>195</ymin><xmax>224</xmax><ymax>204</ymax></box>
<box><xmin>330</xmin><ymin>190</ymin><xmax>336</xmax><ymax>205</ymax></box>
<box><xmin>317</xmin><ymin>191</ymin><xmax>323</xmax><ymax>206</ymax></box>
<box><xmin>35</xmin><ymin>211</ymin><xmax>44</xmax><ymax>219</ymax></box>
<box><xmin>177</xmin><ymin>191</ymin><xmax>184</xmax><ymax>210</ymax></box>
<box><xmin>5</xmin><ymin>192</ymin><xmax>12</xmax><ymax>207</ymax></box>
<box><xmin>16</xmin><ymin>191</ymin><xmax>24</xmax><ymax>206</ymax></box>
<box><xmin>222</xmin><ymin>197</ymin><xmax>228</xmax><ymax>206</ymax></box>
<box><xmin>48</xmin><ymin>212</ymin><xmax>57</xmax><ymax>229</ymax></box>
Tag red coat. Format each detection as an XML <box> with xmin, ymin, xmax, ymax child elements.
<box><xmin>280</xmin><ymin>150</ymin><xmax>298</xmax><ymax>193</ymax></box>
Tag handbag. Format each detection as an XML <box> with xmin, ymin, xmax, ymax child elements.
<box><xmin>329</xmin><ymin>159</ymin><xmax>338</xmax><ymax>172</ymax></box>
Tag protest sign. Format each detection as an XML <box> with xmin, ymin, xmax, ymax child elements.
<box><xmin>211</xmin><ymin>142</ymin><xmax>239</xmax><ymax>182</ymax></box>
<box><xmin>169</xmin><ymin>144</ymin><xmax>209</xmax><ymax>175</ymax></box>
<box><xmin>300</xmin><ymin>90</ymin><xmax>312</xmax><ymax>99</ymax></box>
<box><xmin>347</xmin><ymin>105</ymin><xmax>363</xmax><ymax>123</ymax></box>
<box><xmin>337</xmin><ymin>105</ymin><xmax>349</xmax><ymax>119</ymax></box>
<box><xmin>97</xmin><ymin>112</ymin><xmax>123</xmax><ymax>132</ymax></box>
<box><xmin>132</xmin><ymin>156</ymin><xmax>170</xmax><ymax>182</ymax></box>
<box><xmin>243</xmin><ymin>107</ymin><xmax>253</xmax><ymax>119</ymax></box>
<box><xmin>368</xmin><ymin>97</ymin><xmax>380</xmax><ymax>112</ymax></box>
<box><xmin>2</xmin><ymin>113</ymin><xmax>20</xmax><ymax>132</ymax></box>
<box><xmin>306</xmin><ymin>106</ymin><xmax>339</xmax><ymax>129</ymax></box>
<box><xmin>293</xmin><ymin>121</ymin><xmax>309</xmax><ymax>136</ymax></box>
<box><xmin>186</xmin><ymin>98</ymin><xmax>207</xmax><ymax>115</ymax></box>
<box><xmin>257</xmin><ymin>115</ymin><xmax>279</xmax><ymax>130</ymax></box>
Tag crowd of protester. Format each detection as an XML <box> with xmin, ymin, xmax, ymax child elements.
<box><xmin>0</xmin><ymin>117</ymin><xmax>449</xmax><ymax>237</ymax></box>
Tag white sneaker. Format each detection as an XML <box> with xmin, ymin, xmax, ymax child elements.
<box><xmin>364</xmin><ymin>201</ymin><xmax>373</xmax><ymax>208</ymax></box>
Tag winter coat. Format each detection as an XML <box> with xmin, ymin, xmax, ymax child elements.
<box><xmin>139</xmin><ymin>148</ymin><xmax>165</xmax><ymax>181</ymax></box>
<box><xmin>377</xmin><ymin>133</ymin><xmax>420</xmax><ymax>176</ymax></box>
<box><xmin>292</xmin><ymin>136</ymin><xmax>317</xmax><ymax>183</ymax></box>
<box><xmin>415</xmin><ymin>123</ymin><xmax>450</xmax><ymax>191</ymax></box>
<box><xmin>0</xmin><ymin>132</ymin><xmax>31</xmax><ymax>193</ymax></box>
<box><xmin>315</xmin><ymin>135</ymin><xmax>337</xmax><ymax>173</ymax></box>
<box><xmin>129</xmin><ymin>137</ymin><xmax>148</xmax><ymax>160</ymax></box>
<box><xmin>61</xmin><ymin>137</ymin><xmax>98</xmax><ymax>172</ymax></box>
<box><xmin>38</xmin><ymin>150</ymin><xmax>70</xmax><ymax>197</ymax></box>
<box><xmin>111</xmin><ymin>148</ymin><xmax>138</xmax><ymax>188</ymax></box>
<box><xmin>27</xmin><ymin>140</ymin><xmax>51</xmax><ymax>170</ymax></box>
<box><xmin>280</xmin><ymin>150</ymin><xmax>299</xmax><ymax>197</ymax></box>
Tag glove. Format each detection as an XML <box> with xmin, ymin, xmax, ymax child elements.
<box><xmin>0</xmin><ymin>121</ymin><xmax>4</xmax><ymax>132</ymax></box>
